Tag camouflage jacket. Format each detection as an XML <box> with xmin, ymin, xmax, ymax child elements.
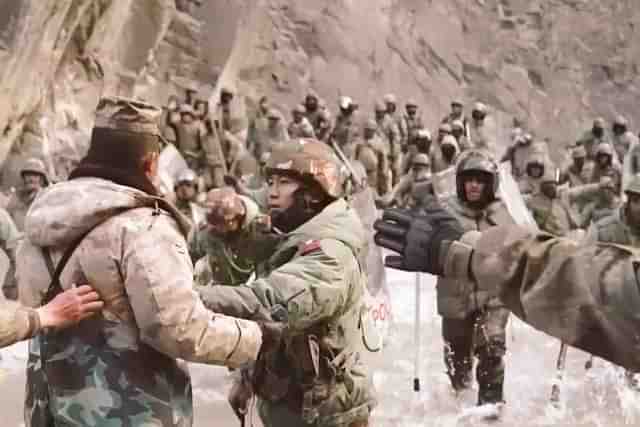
<box><xmin>581</xmin><ymin>197</ymin><xmax>621</xmax><ymax>227</ymax></box>
<box><xmin>0</xmin><ymin>300</ymin><xmax>40</xmax><ymax>348</ymax></box>
<box><xmin>444</xmin><ymin>225</ymin><xmax>640</xmax><ymax>371</ymax></box>
<box><xmin>375</xmin><ymin>115</ymin><xmax>402</xmax><ymax>158</ymax></box>
<box><xmin>190</xmin><ymin>195</ymin><xmax>263</xmax><ymax>287</ymax></box>
<box><xmin>594</xmin><ymin>206</ymin><xmax>640</xmax><ymax>246</ymax></box>
<box><xmin>355</xmin><ymin>136</ymin><xmax>391</xmax><ymax>196</ymax></box>
<box><xmin>17</xmin><ymin>178</ymin><xmax>263</xmax><ymax>427</ymax></box>
<box><xmin>198</xmin><ymin>199</ymin><xmax>376</xmax><ymax>426</ymax></box>
<box><xmin>437</xmin><ymin>197</ymin><xmax>514</xmax><ymax>319</ymax></box>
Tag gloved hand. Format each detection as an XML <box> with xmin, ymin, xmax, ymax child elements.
<box><xmin>228</xmin><ymin>368</ymin><xmax>253</xmax><ymax>421</ymax></box>
<box><xmin>373</xmin><ymin>204</ymin><xmax>464</xmax><ymax>275</ymax></box>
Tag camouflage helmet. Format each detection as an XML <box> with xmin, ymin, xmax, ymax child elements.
<box><xmin>339</xmin><ymin>96</ymin><xmax>353</xmax><ymax>110</ymax></box>
<box><xmin>455</xmin><ymin>150</ymin><xmax>499</xmax><ymax>201</ymax></box>
<box><xmin>21</xmin><ymin>158</ymin><xmax>49</xmax><ymax>184</ymax></box>
<box><xmin>374</xmin><ymin>100</ymin><xmax>387</xmax><ymax>112</ymax></box>
<box><xmin>204</xmin><ymin>187</ymin><xmax>246</xmax><ymax>226</ymax></box>
<box><xmin>472</xmin><ymin>102</ymin><xmax>487</xmax><ymax>114</ymax></box>
<box><xmin>451</xmin><ymin>119</ymin><xmax>464</xmax><ymax>131</ymax></box>
<box><xmin>406</xmin><ymin>98</ymin><xmax>418</xmax><ymax>108</ymax></box>
<box><xmin>292</xmin><ymin>104</ymin><xmax>306</xmax><ymax>115</ymax></box>
<box><xmin>614</xmin><ymin>115</ymin><xmax>628</xmax><ymax>128</ymax></box>
<box><xmin>364</xmin><ymin>118</ymin><xmax>378</xmax><ymax>131</ymax></box>
<box><xmin>175</xmin><ymin>169</ymin><xmax>198</xmax><ymax>187</ymax></box>
<box><xmin>451</xmin><ymin>99</ymin><xmax>464</xmax><ymax>107</ymax></box>
<box><xmin>441</xmin><ymin>134</ymin><xmax>458</xmax><ymax>148</ymax></box>
<box><xmin>383</xmin><ymin>94</ymin><xmax>397</xmax><ymax>105</ymax></box>
<box><xmin>625</xmin><ymin>175</ymin><xmax>640</xmax><ymax>196</ymax></box>
<box><xmin>593</xmin><ymin>117</ymin><xmax>605</xmax><ymax>128</ymax></box>
<box><xmin>438</xmin><ymin>123</ymin><xmax>452</xmax><ymax>134</ymax></box>
<box><xmin>416</xmin><ymin>128</ymin><xmax>432</xmax><ymax>141</ymax></box>
<box><xmin>220</xmin><ymin>86</ymin><xmax>234</xmax><ymax>97</ymax></box>
<box><xmin>265</xmin><ymin>138</ymin><xmax>347</xmax><ymax>199</ymax></box>
<box><xmin>267</xmin><ymin>108</ymin><xmax>283</xmax><ymax>120</ymax></box>
<box><xmin>595</xmin><ymin>142</ymin><xmax>614</xmax><ymax>158</ymax></box>
<box><xmin>412</xmin><ymin>153</ymin><xmax>430</xmax><ymax>167</ymax></box>
<box><xmin>572</xmin><ymin>145</ymin><xmax>587</xmax><ymax>159</ymax></box>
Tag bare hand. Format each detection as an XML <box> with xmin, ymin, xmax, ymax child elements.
<box><xmin>36</xmin><ymin>285</ymin><xmax>104</xmax><ymax>329</ymax></box>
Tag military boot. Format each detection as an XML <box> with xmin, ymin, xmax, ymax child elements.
<box><xmin>444</xmin><ymin>345</ymin><xmax>473</xmax><ymax>391</ymax></box>
<box><xmin>476</xmin><ymin>347</ymin><xmax>505</xmax><ymax>405</ymax></box>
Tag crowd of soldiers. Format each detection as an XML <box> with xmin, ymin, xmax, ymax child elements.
<box><xmin>0</xmin><ymin>84</ymin><xmax>638</xmax><ymax>426</ymax></box>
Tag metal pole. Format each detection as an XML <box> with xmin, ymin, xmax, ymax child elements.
<box><xmin>550</xmin><ymin>342</ymin><xmax>568</xmax><ymax>406</ymax></box>
<box><xmin>413</xmin><ymin>272</ymin><xmax>421</xmax><ymax>392</ymax></box>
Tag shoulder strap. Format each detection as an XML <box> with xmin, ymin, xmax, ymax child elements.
<box><xmin>40</xmin><ymin>209</ymin><xmax>128</xmax><ymax>306</ymax></box>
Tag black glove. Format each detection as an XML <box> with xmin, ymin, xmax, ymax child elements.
<box><xmin>373</xmin><ymin>204</ymin><xmax>464</xmax><ymax>275</ymax></box>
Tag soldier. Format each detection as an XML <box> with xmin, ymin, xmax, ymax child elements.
<box><xmin>580</xmin><ymin>177</ymin><xmax>622</xmax><ymax>232</ymax></box>
<box><xmin>590</xmin><ymin>142</ymin><xmax>622</xmax><ymax>191</ymax></box>
<box><xmin>174</xmin><ymin>104</ymin><xmax>206</xmax><ymax>172</ymax></box>
<box><xmin>501</xmin><ymin>133</ymin><xmax>531</xmax><ymax>180</ymax></box>
<box><xmin>174</xmin><ymin>169</ymin><xmax>206</xmax><ymax>228</ymax></box>
<box><xmin>17</xmin><ymin>97</ymin><xmax>279</xmax><ymax>426</ymax></box>
<box><xmin>355</xmin><ymin>119</ymin><xmax>391</xmax><ymax>196</ymax></box>
<box><xmin>262</xmin><ymin>108</ymin><xmax>289</xmax><ymax>155</ymax></box>
<box><xmin>0</xmin><ymin>208</ymin><xmax>20</xmax><ymax>299</ymax></box>
<box><xmin>7</xmin><ymin>158</ymin><xmax>50</xmax><ymax>231</ymax></box>
<box><xmin>611</xmin><ymin>115</ymin><xmax>639</xmax><ymax>162</ymax></box>
<box><xmin>194</xmin><ymin>98</ymin><xmax>209</xmax><ymax>121</ymax></box>
<box><xmin>315</xmin><ymin>108</ymin><xmax>333</xmax><ymax>143</ymax></box>
<box><xmin>560</xmin><ymin>145</ymin><xmax>593</xmax><ymax>188</ymax></box>
<box><xmin>374</xmin><ymin>101</ymin><xmax>402</xmax><ymax>186</ymax></box>
<box><xmin>378</xmin><ymin>153</ymin><xmax>434</xmax><ymax>209</ymax></box>
<box><xmin>160</xmin><ymin>95</ymin><xmax>180</xmax><ymax>145</ymax></box>
<box><xmin>451</xmin><ymin>119</ymin><xmax>471</xmax><ymax>151</ymax></box>
<box><xmin>431</xmin><ymin>150</ymin><xmax>513</xmax><ymax>412</ymax></box>
<box><xmin>517</xmin><ymin>153</ymin><xmax>546</xmax><ymax>195</ymax></box>
<box><xmin>525</xmin><ymin>169</ymin><xmax>585</xmax><ymax>236</ymax></box>
<box><xmin>331</xmin><ymin>96</ymin><xmax>359</xmax><ymax>151</ymax></box>
<box><xmin>578</xmin><ymin>117</ymin><xmax>608</xmax><ymax>160</ymax></box>
<box><xmin>190</xmin><ymin>188</ymin><xmax>264</xmax><ymax>287</ymax></box>
<box><xmin>403</xmin><ymin>128</ymin><xmax>432</xmax><ymax>173</ymax></box>
<box><xmin>303</xmin><ymin>91</ymin><xmax>323</xmax><ymax>133</ymax></box>
<box><xmin>202</xmin><ymin>118</ymin><xmax>227</xmax><ymax>189</ymax></box>
<box><xmin>247</xmin><ymin>96</ymin><xmax>270</xmax><ymax>157</ymax></box>
<box><xmin>430</xmin><ymin>134</ymin><xmax>460</xmax><ymax>173</ymax></box>
<box><xmin>245</xmin><ymin>152</ymin><xmax>271</xmax><ymax>190</ymax></box>
<box><xmin>198</xmin><ymin>139</ymin><xmax>377</xmax><ymax>427</ymax></box>
<box><xmin>437</xmin><ymin>122</ymin><xmax>453</xmax><ymax>142</ymax></box>
<box><xmin>442</xmin><ymin>99</ymin><xmax>468</xmax><ymax>128</ymax></box>
<box><xmin>373</xmin><ymin>202</ymin><xmax>640</xmax><ymax>374</ymax></box>
<box><xmin>384</xmin><ymin>93</ymin><xmax>406</xmax><ymax>148</ymax></box>
<box><xmin>403</xmin><ymin>99</ymin><xmax>425</xmax><ymax>148</ymax></box>
<box><xmin>287</xmin><ymin>104</ymin><xmax>315</xmax><ymax>139</ymax></box>
<box><xmin>469</xmin><ymin>102</ymin><xmax>495</xmax><ymax>155</ymax></box>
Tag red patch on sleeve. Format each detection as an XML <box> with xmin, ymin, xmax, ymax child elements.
<box><xmin>300</xmin><ymin>240</ymin><xmax>322</xmax><ymax>255</ymax></box>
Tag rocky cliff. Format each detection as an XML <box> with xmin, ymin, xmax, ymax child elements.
<box><xmin>1</xmin><ymin>0</ymin><xmax>639</xmax><ymax>187</ymax></box>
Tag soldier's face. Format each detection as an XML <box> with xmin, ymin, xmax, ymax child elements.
<box><xmin>182</xmin><ymin>113</ymin><xmax>194</xmax><ymax>124</ymax></box>
<box><xmin>463</xmin><ymin>176</ymin><xmax>486</xmax><ymax>202</ymax></box>
<box><xmin>528</xmin><ymin>165</ymin><xmax>543</xmax><ymax>178</ymax></box>
<box><xmin>386</xmin><ymin>102</ymin><xmax>396</xmax><ymax>114</ymax></box>
<box><xmin>627</xmin><ymin>195</ymin><xmax>640</xmax><ymax>225</ymax></box>
<box><xmin>305</xmin><ymin>97</ymin><xmax>318</xmax><ymax>110</ymax></box>
<box><xmin>406</xmin><ymin>106</ymin><xmax>417</xmax><ymax>117</ymax></box>
<box><xmin>23</xmin><ymin>173</ymin><xmax>44</xmax><ymax>192</ymax></box>
<box><xmin>573</xmin><ymin>157</ymin><xmax>585</xmax><ymax>170</ymax></box>
<box><xmin>176</xmin><ymin>182</ymin><xmax>197</xmax><ymax>201</ymax></box>
<box><xmin>452</xmin><ymin>105</ymin><xmax>463</xmax><ymax>116</ymax></box>
<box><xmin>596</xmin><ymin>154</ymin><xmax>611</xmax><ymax>167</ymax></box>
<box><xmin>268</xmin><ymin>174</ymin><xmax>301</xmax><ymax>214</ymax></box>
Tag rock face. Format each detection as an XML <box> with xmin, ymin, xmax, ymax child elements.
<box><xmin>1</xmin><ymin>0</ymin><xmax>640</xmax><ymax>185</ymax></box>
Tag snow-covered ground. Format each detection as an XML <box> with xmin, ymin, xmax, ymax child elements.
<box><xmin>0</xmin><ymin>268</ymin><xmax>638</xmax><ymax>426</ymax></box>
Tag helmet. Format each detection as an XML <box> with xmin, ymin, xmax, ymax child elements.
<box><xmin>406</xmin><ymin>99</ymin><xmax>418</xmax><ymax>108</ymax></box>
<box><xmin>614</xmin><ymin>115</ymin><xmax>628</xmax><ymax>127</ymax></box>
<box><xmin>179</xmin><ymin>104</ymin><xmax>195</xmax><ymax>115</ymax></box>
<box><xmin>374</xmin><ymin>101</ymin><xmax>386</xmax><ymax>112</ymax></box>
<box><xmin>438</xmin><ymin>123</ymin><xmax>452</xmax><ymax>134</ymax></box>
<box><xmin>572</xmin><ymin>146</ymin><xmax>587</xmax><ymax>159</ymax></box>
<box><xmin>319</xmin><ymin>109</ymin><xmax>332</xmax><ymax>122</ymax></box>
<box><xmin>21</xmin><ymin>158</ymin><xmax>49</xmax><ymax>183</ymax></box>
<box><xmin>412</xmin><ymin>153</ymin><xmax>430</xmax><ymax>167</ymax></box>
<box><xmin>455</xmin><ymin>150</ymin><xmax>499</xmax><ymax>201</ymax></box>
<box><xmin>220</xmin><ymin>86</ymin><xmax>234</xmax><ymax>96</ymax></box>
<box><xmin>305</xmin><ymin>91</ymin><xmax>318</xmax><ymax>101</ymax></box>
<box><xmin>451</xmin><ymin>119</ymin><xmax>464</xmax><ymax>131</ymax></box>
<box><xmin>267</xmin><ymin>108</ymin><xmax>283</xmax><ymax>120</ymax></box>
<box><xmin>523</xmin><ymin>133</ymin><xmax>533</xmax><ymax>143</ymax></box>
<box><xmin>416</xmin><ymin>128</ymin><xmax>432</xmax><ymax>141</ymax></box>
<box><xmin>593</xmin><ymin>117</ymin><xmax>605</xmax><ymax>128</ymax></box>
<box><xmin>383</xmin><ymin>94</ymin><xmax>397</xmax><ymax>104</ymax></box>
<box><xmin>339</xmin><ymin>96</ymin><xmax>353</xmax><ymax>110</ymax></box>
<box><xmin>441</xmin><ymin>134</ymin><xmax>458</xmax><ymax>148</ymax></box>
<box><xmin>595</xmin><ymin>142</ymin><xmax>614</xmax><ymax>158</ymax></box>
<box><xmin>364</xmin><ymin>119</ymin><xmax>378</xmax><ymax>131</ymax></box>
<box><xmin>265</xmin><ymin>138</ymin><xmax>347</xmax><ymax>199</ymax></box>
<box><xmin>625</xmin><ymin>175</ymin><xmax>640</xmax><ymax>196</ymax></box>
<box><xmin>472</xmin><ymin>102</ymin><xmax>487</xmax><ymax>114</ymax></box>
<box><xmin>451</xmin><ymin>99</ymin><xmax>464</xmax><ymax>107</ymax></box>
<box><xmin>175</xmin><ymin>169</ymin><xmax>198</xmax><ymax>187</ymax></box>
<box><xmin>293</xmin><ymin>104</ymin><xmax>306</xmax><ymax>114</ymax></box>
<box><xmin>204</xmin><ymin>187</ymin><xmax>245</xmax><ymax>225</ymax></box>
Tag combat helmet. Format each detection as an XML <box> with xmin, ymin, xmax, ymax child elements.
<box><xmin>21</xmin><ymin>158</ymin><xmax>49</xmax><ymax>185</ymax></box>
<box><xmin>175</xmin><ymin>169</ymin><xmax>198</xmax><ymax>188</ymax></box>
<box><xmin>572</xmin><ymin>145</ymin><xmax>587</xmax><ymax>159</ymax></box>
<box><xmin>412</xmin><ymin>153</ymin><xmax>430</xmax><ymax>167</ymax></box>
<box><xmin>266</xmin><ymin>138</ymin><xmax>348</xmax><ymax>199</ymax></box>
<box><xmin>383</xmin><ymin>94</ymin><xmax>397</xmax><ymax>105</ymax></box>
<box><xmin>455</xmin><ymin>150</ymin><xmax>499</xmax><ymax>202</ymax></box>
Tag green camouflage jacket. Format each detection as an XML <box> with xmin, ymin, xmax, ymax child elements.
<box><xmin>199</xmin><ymin>198</ymin><xmax>376</xmax><ymax>427</ymax></box>
<box><xmin>17</xmin><ymin>178</ymin><xmax>263</xmax><ymax>427</ymax></box>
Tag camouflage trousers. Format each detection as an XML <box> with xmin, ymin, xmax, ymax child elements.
<box><xmin>258</xmin><ymin>399</ymin><xmax>369</xmax><ymax>427</ymax></box>
<box><xmin>441</xmin><ymin>307</ymin><xmax>510</xmax><ymax>405</ymax></box>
